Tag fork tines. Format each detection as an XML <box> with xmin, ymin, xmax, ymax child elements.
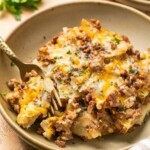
<box><xmin>50</xmin><ymin>87</ymin><xmax>62</xmax><ymax>115</ymax></box>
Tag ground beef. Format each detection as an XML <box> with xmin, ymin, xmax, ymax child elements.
<box><xmin>125</xmin><ymin>108</ymin><xmax>142</xmax><ymax>119</ymax></box>
<box><xmin>124</xmin><ymin>96</ymin><xmax>136</xmax><ymax>108</ymax></box>
<box><xmin>90</xmin><ymin>19</ymin><xmax>101</xmax><ymax>30</ymax></box>
<box><xmin>122</xmin><ymin>35</ymin><xmax>130</xmax><ymax>43</ymax></box>
<box><xmin>111</xmin><ymin>43</ymin><xmax>117</xmax><ymax>50</ymax></box>
<box><xmin>141</xmin><ymin>94</ymin><xmax>150</xmax><ymax>105</ymax></box>
<box><xmin>133</xmin><ymin>79</ymin><xmax>144</xmax><ymax>89</ymax></box>
<box><xmin>55</xmin><ymin>139</ymin><xmax>66</xmax><ymax>148</ymax></box>
<box><xmin>24</xmin><ymin>70</ymin><xmax>38</xmax><ymax>81</ymax></box>
<box><xmin>114</xmin><ymin>120</ymin><xmax>124</xmax><ymax>133</ymax></box>
<box><xmin>7</xmin><ymin>79</ymin><xmax>20</xmax><ymax>91</ymax></box>
<box><xmin>85</xmin><ymin>92</ymin><xmax>93</xmax><ymax>102</ymax></box>
<box><xmin>54</xmin><ymin>99</ymin><xmax>81</xmax><ymax>143</ymax></box>
<box><xmin>119</xmin><ymin>85</ymin><xmax>136</xmax><ymax>96</ymax></box>
<box><xmin>54</xmin><ymin>71</ymin><xmax>70</xmax><ymax>83</ymax></box>
<box><xmin>106</xmin><ymin>91</ymin><xmax>121</xmax><ymax>107</ymax></box>
<box><xmin>6</xmin><ymin>92</ymin><xmax>20</xmax><ymax>113</ymax></box>
<box><xmin>37</xmin><ymin>47</ymin><xmax>56</xmax><ymax>66</ymax></box>
<box><xmin>97</xmin><ymin>109</ymin><xmax>115</xmax><ymax>135</ymax></box>
<box><xmin>120</xmin><ymin>70</ymin><xmax>128</xmax><ymax>79</ymax></box>
<box><xmin>87</xmin><ymin>100</ymin><xmax>96</xmax><ymax>114</ymax></box>
<box><xmin>89</xmin><ymin>57</ymin><xmax>104</xmax><ymax>72</ymax></box>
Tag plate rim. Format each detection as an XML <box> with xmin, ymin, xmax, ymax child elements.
<box><xmin>129</xmin><ymin>0</ymin><xmax>150</xmax><ymax>5</ymax></box>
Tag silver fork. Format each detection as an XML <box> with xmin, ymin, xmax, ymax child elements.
<box><xmin>0</xmin><ymin>37</ymin><xmax>62</xmax><ymax>114</ymax></box>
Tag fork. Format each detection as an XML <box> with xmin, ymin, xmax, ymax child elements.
<box><xmin>0</xmin><ymin>37</ymin><xmax>62</xmax><ymax>114</ymax></box>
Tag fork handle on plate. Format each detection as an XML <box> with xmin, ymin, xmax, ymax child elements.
<box><xmin>0</xmin><ymin>37</ymin><xmax>23</xmax><ymax>68</ymax></box>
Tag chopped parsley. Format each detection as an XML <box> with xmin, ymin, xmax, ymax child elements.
<box><xmin>118</xmin><ymin>107</ymin><xmax>126</xmax><ymax>112</ymax></box>
<box><xmin>0</xmin><ymin>92</ymin><xmax>7</xmax><ymax>96</ymax></box>
<box><xmin>54</xmin><ymin>56</ymin><xmax>58</xmax><ymax>59</ymax></box>
<box><xmin>66</xmin><ymin>50</ymin><xmax>71</xmax><ymax>54</ymax></box>
<box><xmin>10</xmin><ymin>62</ymin><xmax>15</xmax><ymax>67</ymax></box>
<box><xmin>44</xmin><ymin>89</ymin><xmax>48</xmax><ymax>92</ymax></box>
<box><xmin>26</xmin><ymin>80</ymin><xmax>32</xmax><ymax>84</ymax></box>
<box><xmin>65</xmin><ymin>95</ymin><xmax>69</xmax><ymax>99</ymax></box>
<box><xmin>75</xmin><ymin>52</ymin><xmax>79</xmax><ymax>56</ymax></box>
<box><xmin>113</xmin><ymin>34</ymin><xmax>121</xmax><ymax>44</ymax></box>
<box><xmin>67</xmin><ymin>67</ymin><xmax>74</xmax><ymax>74</ymax></box>
<box><xmin>110</xmin><ymin>82</ymin><xmax>113</xmax><ymax>85</ymax></box>
<box><xmin>85</xmin><ymin>56</ymin><xmax>89</xmax><ymax>59</ymax></box>
<box><xmin>54</xmin><ymin>56</ymin><xmax>63</xmax><ymax>59</ymax></box>
<box><xmin>78</xmin><ymin>69</ymin><xmax>85</xmax><ymax>76</ymax></box>
<box><xmin>104</xmin><ymin>58</ymin><xmax>110</xmax><ymax>64</ymax></box>
<box><xmin>113</xmin><ymin>38</ymin><xmax>121</xmax><ymax>44</ymax></box>
<box><xmin>60</xmin><ymin>80</ymin><xmax>65</xmax><ymax>84</ymax></box>
<box><xmin>129</xmin><ymin>69</ymin><xmax>134</xmax><ymax>74</ymax></box>
<box><xmin>129</xmin><ymin>68</ymin><xmax>139</xmax><ymax>74</ymax></box>
<box><xmin>100</xmin><ymin>118</ymin><xmax>107</xmax><ymax>122</ymax></box>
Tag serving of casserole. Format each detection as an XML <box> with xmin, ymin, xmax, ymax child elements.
<box><xmin>4</xmin><ymin>19</ymin><xmax>150</xmax><ymax>147</ymax></box>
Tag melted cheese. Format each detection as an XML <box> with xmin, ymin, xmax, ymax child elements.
<box><xmin>7</xmin><ymin>19</ymin><xmax>150</xmax><ymax>141</ymax></box>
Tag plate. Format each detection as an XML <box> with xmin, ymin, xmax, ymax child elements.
<box><xmin>0</xmin><ymin>0</ymin><xmax>150</xmax><ymax>149</ymax></box>
<box><xmin>116</xmin><ymin>0</ymin><xmax>150</xmax><ymax>11</ymax></box>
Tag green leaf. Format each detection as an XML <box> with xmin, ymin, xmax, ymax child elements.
<box><xmin>113</xmin><ymin>38</ymin><xmax>121</xmax><ymax>44</ymax></box>
<box><xmin>129</xmin><ymin>68</ymin><xmax>139</xmax><ymax>74</ymax></box>
<box><xmin>66</xmin><ymin>50</ymin><xmax>71</xmax><ymax>54</ymax></box>
<box><xmin>68</xmin><ymin>67</ymin><xmax>74</xmax><ymax>74</ymax></box>
<box><xmin>14</xmin><ymin>13</ymin><xmax>21</xmax><ymax>20</ymax></box>
<box><xmin>0</xmin><ymin>92</ymin><xmax>7</xmax><ymax>97</ymax></box>
<box><xmin>0</xmin><ymin>0</ymin><xmax>42</xmax><ymax>20</ymax></box>
<box><xmin>0</xmin><ymin>1</ymin><xmax>4</xmax><ymax>11</ymax></box>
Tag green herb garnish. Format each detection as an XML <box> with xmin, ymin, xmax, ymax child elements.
<box><xmin>114</xmin><ymin>38</ymin><xmax>121</xmax><ymax>44</ymax></box>
<box><xmin>78</xmin><ymin>69</ymin><xmax>85</xmax><ymax>76</ymax></box>
<box><xmin>100</xmin><ymin>118</ymin><xmax>107</xmax><ymax>122</ymax></box>
<box><xmin>65</xmin><ymin>95</ymin><xmax>69</xmax><ymax>99</ymax></box>
<box><xmin>60</xmin><ymin>80</ymin><xmax>65</xmax><ymax>84</ymax></box>
<box><xmin>0</xmin><ymin>0</ymin><xmax>42</xmax><ymax>20</ymax></box>
<box><xmin>75</xmin><ymin>52</ymin><xmax>78</xmax><ymax>56</ymax></box>
<box><xmin>26</xmin><ymin>80</ymin><xmax>32</xmax><ymax>84</ymax></box>
<box><xmin>129</xmin><ymin>69</ymin><xmax>135</xmax><ymax>74</ymax></box>
<box><xmin>0</xmin><ymin>92</ymin><xmax>7</xmax><ymax>96</ymax></box>
<box><xmin>67</xmin><ymin>67</ymin><xmax>74</xmax><ymax>74</ymax></box>
<box><xmin>113</xmin><ymin>34</ymin><xmax>121</xmax><ymax>44</ymax></box>
<box><xmin>10</xmin><ymin>61</ymin><xmax>15</xmax><ymax>67</ymax></box>
<box><xmin>54</xmin><ymin>56</ymin><xmax>58</xmax><ymax>59</ymax></box>
<box><xmin>118</xmin><ymin>107</ymin><xmax>126</xmax><ymax>111</ymax></box>
<box><xmin>104</xmin><ymin>58</ymin><xmax>110</xmax><ymax>64</ymax></box>
<box><xmin>110</xmin><ymin>82</ymin><xmax>113</xmax><ymax>86</ymax></box>
<box><xmin>129</xmin><ymin>68</ymin><xmax>139</xmax><ymax>74</ymax></box>
<box><xmin>66</xmin><ymin>50</ymin><xmax>71</xmax><ymax>54</ymax></box>
<box><xmin>44</xmin><ymin>89</ymin><xmax>48</xmax><ymax>92</ymax></box>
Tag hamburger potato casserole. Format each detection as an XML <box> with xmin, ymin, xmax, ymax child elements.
<box><xmin>5</xmin><ymin>19</ymin><xmax>150</xmax><ymax>147</ymax></box>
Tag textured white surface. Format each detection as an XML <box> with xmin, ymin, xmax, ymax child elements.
<box><xmin>130</xmin><ymin>138</ymin><xmax>150</xmax><ymax>150</ymax></box>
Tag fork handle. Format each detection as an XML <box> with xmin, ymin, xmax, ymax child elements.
<box><xmin>0</xmin><ymin>37</ymin><xmax>23</xmax><ymax>68</ymax></box>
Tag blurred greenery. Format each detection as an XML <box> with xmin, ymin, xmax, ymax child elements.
<box><xmin>0</xmin><ymin>0</ymin><xmax>42</xmax><ymax>20</ymax></box>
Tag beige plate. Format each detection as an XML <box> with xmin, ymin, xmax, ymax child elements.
<box><xmin>116</xmin><ymin>0</ymin><xmax>150</xmax><ymax>11</ymax></box>
<box><xmin>0</xmin><ymin>0</ymin><xmax>150</xmax><ymax>150</ymax></box>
